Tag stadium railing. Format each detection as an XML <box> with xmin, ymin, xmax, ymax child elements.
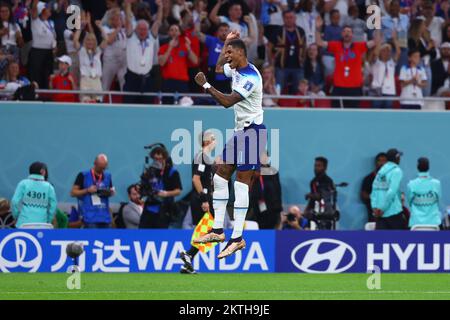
<box><xmin>1</xmin><ymin>89</ymin><xmax>450</xmax><ymax>109</ymax></box>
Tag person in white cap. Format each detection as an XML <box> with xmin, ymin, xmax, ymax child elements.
<box><xmin>28</xmin><ymin>0</ymin><xmax>56</xmax><ymax>89</ymax></box>
<box><xmin>49</xmin><ymin>55</ymin><xmax>77</xmax><ymax>102</ymax></box>
<box><xmin>431</xmin><ymin>42</ymin><xmax>450</xmax><ymax>95</ymax></box>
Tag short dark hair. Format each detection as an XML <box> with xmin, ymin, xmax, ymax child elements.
<box><xmin>283</xmin><ymin>9</ymin><xmax>296</xmax><ymax>16</ymax></box>
<box><xmin>127</xmin><ymin>184</ymin><xmax>138</xmax><ymax>195</ymax></box>
<box><xmin>180</xmin><ymin>9</ymin><xmax>190</xmax><ymax>20</ymax></box>
<box><xmin>29</xmin><ymin>162</ymin><xmax>47</xmax><ymax>175</ymax></box>
<box><xmin>150</xmin><ymin>146</ymin><xmax>169</xmax><ymax>160</ymax></box>
<box><xmin>422</xmin><ymin>0</ymin><xmax>433</xmax><ymax>9</ymax></box>
<box><xmin>330</xmin><ymin>9</ymin><xmax>340</xmax><ymax>16</ymax></box>
<box><xmin>342</xmin><ymin>25</ymin><xmax>353</xmax><ymax>31</ymax></box>
<box><xmin>417</xmin><ymin>157</ymin><xmax>430</xmax><ymax>172</ymax></box>
<box><xmin>169</xmin><ymin>22</ymin><xmax>181</xmax><ymax>31</ymax></box>
<box><xmin>348</xmin><ymin>4</ymin><xmax>359</xmax><ymax>15</ymax></box>
<box><xmin>315</xmin><ymin>156</ymin><xmax>328</xmax><ymax>168</ymax></box>
<box><xmin>408</xmin><ymin>48</ymin><xmax>420</xmax><ymax>56</ymax></box>
<box><xmin>375</xmin><ymin>152</ymin><xmax>387</xmax><ymax>162</ymax></box>
<box><xmin>228</xmin><ymin>38</ymin><xmax>247</xmax><ymax>57</ymax></box>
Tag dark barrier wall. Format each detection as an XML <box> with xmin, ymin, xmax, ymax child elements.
<box><xmin>1</xmin><ymin>102</ymin><xmax>449</xmax><ymax>229</ymax></box>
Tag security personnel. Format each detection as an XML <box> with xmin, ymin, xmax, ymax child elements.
<box><xmin>371</xmin><ymin>148</ymin><xmax>406</xmax><ymax>230</ymax></box>
<box><xmin>11</xmin><ymin>162</ymin><xmax>57</xmax><ymax>228</ymax></box>
<box><xmin>406</xmin><ymin>157</ymin><xmax>442</xmax><ymax>229</ymax></box>
<box><xmin>179</xmin><ymin>131</ymin><xmax>216</xmax><ymax>274</ymax></box>
<box><xmin>70</xmin><ymin>154</ymin><xmax>115</xmax><ymax>228</ymax></box>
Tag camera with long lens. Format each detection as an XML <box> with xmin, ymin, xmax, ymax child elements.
<box><xmin>304</xmin><ymin>183</ymin><xmax>347</xmax><ymax>230</ymax></box>
<box><xmin>138</xmin><ymin>143</ymin><xmax>168</xmax><ymax>203</ymax></box>
<box><xmin>140</xmin><ymin>165</ymin><xmax>162</xmax><ymax>202</ymax></box>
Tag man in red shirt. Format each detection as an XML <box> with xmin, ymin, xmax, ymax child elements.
<box><xmin>158</xmin><ymin>23</ymin><xmax>198</xmax><ymax>104</ymax></box>
<box><xmin>315</xmin><ymin>17</ymin><xmax>380</xmax><ymax>108</ymax></box>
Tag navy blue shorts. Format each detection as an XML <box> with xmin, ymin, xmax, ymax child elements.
<box><xmin>222</xmin><ymin>123</ymin><xmax>267</xmax><ymax>171</ymax></box>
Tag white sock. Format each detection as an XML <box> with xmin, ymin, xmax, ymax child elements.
<box><xmin>212</xmin><ymin>174</ymin><xmax>229</xmax><ymax>230</ymax></box>
<box><xmin>231</xmin><ymin>181</ymin><xmax>249</xmax><ymax>239</ymax></box>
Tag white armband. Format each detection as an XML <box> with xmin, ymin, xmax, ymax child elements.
<box><xmin>203</xmin><ymin>82</ymin><xmax>211</xmax><ymax>89</ymax></box>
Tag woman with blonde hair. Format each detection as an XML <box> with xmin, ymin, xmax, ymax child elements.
<box><xmin>74</xmin><ymin>30</ymin><xmax>107</xmax><ymax>102</ymax></box>
<box><xmin>100</xmin><ymin>8</ymin><xmax>127</xmax><ymax>91</ymax></box>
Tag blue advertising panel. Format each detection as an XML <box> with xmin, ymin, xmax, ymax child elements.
<box><xmin>276</xmin><ymin>231</ymin><xmax>450</xmax><ymax>273</ymax></box>
<box><xmin>0</xmin><ymin>230</ymin><xmax>275</xmax><ymax>273</ymax></box>
<box><xmin>2</xmin><ymin>229</ymin><xmax>450</xmax><ymax>273</ymax></box>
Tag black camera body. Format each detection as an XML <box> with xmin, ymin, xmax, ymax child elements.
<box><xmin>139</xmin><ymin>166</ymin><xmax>162</xmax><ymax>203</ymax></box>
<box><xmin>286</xmin><ymin>213</ymin><xmax>297</xmax><ymax>222</ymax></box>
<box><xmin>304</xmin><ymin>188</ymin><xmax>340</xmax><ymax>230</ymax></box>
<box><xmin>96</xmin><ymin>188</ymin><xmax>112</xmax><ymax>198</ymax></box>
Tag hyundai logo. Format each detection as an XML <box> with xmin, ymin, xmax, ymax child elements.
<box><xmin>291</xmin><ymin>239</ymin><xmax>356</xmax><ymax>273</ymax></box>
<box><xmin>0</xmin><ymin>232</ymin><xmax>42</xmax><ymax>272</ymax></box>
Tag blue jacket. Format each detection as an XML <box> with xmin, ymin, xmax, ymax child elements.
<box><xmin>406</xmin><ymin>172</ymin><xmax>442</xmax><ymax>227</ymax></box>
<box><xmin>371</xmin><ymin>161</ymin><xmax>403</xmax><ymax>218</ymax></box>
<box><xmin>11</xmin><ymin>174</ymin><xmax>57</xmax><ymax>227</ymax></box>
<box><xmin>77</xmin><ymin>170</ymin><xmax>112</xmax><ymax>224</ymax></box>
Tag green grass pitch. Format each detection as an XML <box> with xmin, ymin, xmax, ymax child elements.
<box><xmin>1</xmin><ymin>273</ymin><xmax>449</xmax><ymax>300</ymax></box>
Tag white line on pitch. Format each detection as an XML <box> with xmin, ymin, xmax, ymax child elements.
<box><xmin>2</xmin><ymin>290</ymin><xmax>450</xmax><ymax>295</ymax></box>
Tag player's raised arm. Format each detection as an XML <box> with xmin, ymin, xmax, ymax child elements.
<box><xmin>194</xmin><ymin>72</ymin><xmax>242</xmax><ymax>108</ymax></box>
<box><xmin>215</xmin><ymin>30</ymin><xmax>240</xmax><ymax>74</ymax></box>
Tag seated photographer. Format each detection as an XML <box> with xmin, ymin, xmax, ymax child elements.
<box><xmin>70</xmin><ymin>154</ymin><xmax>116</xmax><ymax>229</ymax></box>
<box><xmin>122</xmin><ymin>184</ymin><xmax>144</xmax><ymax>229</ymax></box>
<box><xmin>139</xmin><ymin>146</ymin><xmax>182</xmax><ymax>229</ymax></box>
<box><xmin>303</xmin><ymin>156</ymin><xmax>338</xmax><ymax>230</ymax></box>
<box><xmin>279</xmin><ymin>205</ymin><xmax>310</xmax><ymax>230</ymax></box>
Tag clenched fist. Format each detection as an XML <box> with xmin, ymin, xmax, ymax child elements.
<box><xmin>195</xmin><ymin>72</ymin><xmax>207</xmax><ymax>87</ymax></box>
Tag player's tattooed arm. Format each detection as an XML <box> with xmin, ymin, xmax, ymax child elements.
<box><xmin>195</xmin><ymin>72</ymin><xmax>243</xmax><ymax>108</ymax></box>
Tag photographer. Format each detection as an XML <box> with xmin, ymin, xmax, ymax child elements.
<box><xmin>304</xmin><ymin>156</ymin><xmax>337</xmax><ymax>230</ymax></box>
<box><xmin>279</xmin><ymin>205</ymin><xmax>310</xmax><ymax>231</ymax></box>
<box><xmin>70</xmin><ymin>154</ymin><xmax>116</xmax><ymax>229</ymax></box>
<box><xmin>139</xmin><ymin>146</ymin><xmax>182</xmax><ymax>229</ymax></box>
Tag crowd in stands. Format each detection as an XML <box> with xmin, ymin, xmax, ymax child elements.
<box><xmin>0</xmin><ymin>0</ymin><xmax>449</xmax><ymax>108</ymax></box>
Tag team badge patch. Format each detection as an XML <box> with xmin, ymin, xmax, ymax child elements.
<box><xmin>243</xmin><ymin>81</ymin><xmax>254</xmax><ymax>91</ymax></box>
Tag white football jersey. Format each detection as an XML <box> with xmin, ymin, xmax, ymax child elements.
<box><xmin>223</xmin><ymin>63</ymin><xmax>264</xmax><ymax>130</ymax></box>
